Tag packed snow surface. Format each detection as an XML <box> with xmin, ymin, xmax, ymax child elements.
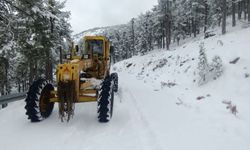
<box><xmin>1</xmin><ymin>27</ymin><xmax>250</xmax><ymax>150</ymax></box>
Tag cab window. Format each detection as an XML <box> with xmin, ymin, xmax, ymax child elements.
<box><xmin>85</xmin><ymin>40</ymin><xmax>104</xmax><ymax>55</ymax></box>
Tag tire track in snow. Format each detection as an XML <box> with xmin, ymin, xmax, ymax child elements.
<box><xmin>122</xmin><ymin>85</ymin><xmax>163</xmax><ymax>150</ymax></box>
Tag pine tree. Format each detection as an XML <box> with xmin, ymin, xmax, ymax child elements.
<box><xmin>130</xmin><ymin>18</ymin><xmax>135</xmax><ymax>56</ymax></box>
<box><xmin>136</xmin><ymin>13</ymin><xmax>148</xmax><ymax>54</ymax></box>
<box><xmin>158</xmin><ymin>0</ymin><xmax>173</xmax><ymax>50</ymax></box>
<box><xmin>0</xmin><ymin>0</ymin><xmax>17</xmax><ymax>95</ymax></box>
<box><xmin>2</xmin><ymin>0</ymin><xmax>71</xmax><ymax>91</ymax></box>
<box><xmin>197</xmin><ymin>42</ymin><xmax>209</xmax><ymax>85</ymax></box>
<box><xmin>211</xmin><ymin>55</ymin><xmax>223</xmax><ymax>79</ymax></box>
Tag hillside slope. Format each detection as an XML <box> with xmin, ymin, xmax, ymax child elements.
<box><xmin>112</xmin><ymin>26</ymin><xmax>250</xmax><ymax>150</ymax></box>
<box><xmin>0</xmin><ymin>27</ymin><xmax>250</xmax><ymax>150</ymax></box>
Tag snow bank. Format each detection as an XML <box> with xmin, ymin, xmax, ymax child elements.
<box><xmin>112</xmin><ymin>27</ymin><xmax>250</xmax><ymax>150</ymax></box>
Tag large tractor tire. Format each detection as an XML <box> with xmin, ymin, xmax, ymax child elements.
<box><xmin>97</xmin><ymin>76</ymin><xmax>114</xmax><ymax>123</ymax></box>
<box><xmin>111</xmin><ymin>73</ymin><xmax>118</xmax><ymax>92</ymax></box>
<box><xmin>25</xmin><ymin>79</ymin><xmax>54</xmax><ymax>122</ymax></box>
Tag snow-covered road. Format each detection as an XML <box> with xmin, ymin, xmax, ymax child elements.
<box><xmin>0</xmin><ymin>74</ymin><xmax>165</xmax><ymax>150</ymax></box>
<box><xmin>1</xmin><ymin>73</ymin><xmax>249</xmax><ymax>150</ymax></box>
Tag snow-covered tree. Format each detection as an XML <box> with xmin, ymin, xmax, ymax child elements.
<box><xmin>197</xmin><ymin>42</ymin><xmax>209</xmax><ymax>85</ymax></box>
<box><xmin>14</xmin><ymin>0</ymin><xmax>71</xmax><ymax>85</ymax></box>
<box><xmin>136</xmin><ymin>12</ymin><xmax>154</xmax><ymax>54</ymax></box>
<box><xmin>97</xmin><ymin>0</ymin><xmax>242</xmax><ymax>63</ymax></box>
<box><xmin>210</xmin><ymin>55</ymin><xmax>223</xmax><ymax>80</ymax></box>
<box><xmin>0</xmin><ymin>0</ymin><xmax>71</xmax><ymax>93</ymax></box>
<box><xmin>0</xmin><ymin>0</ymin><xmax>17</xmax><ymax>95</ymax></box>
<box><xmin>197</xmin><ymin>44</ymin><xmax>223</xmax><ymax>85</ymax></box>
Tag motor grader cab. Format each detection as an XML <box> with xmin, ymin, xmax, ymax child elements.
<box><xmin>25</xmin><ymin>36</ymin><xmax>118</xmax><ymax>123</ymax></box>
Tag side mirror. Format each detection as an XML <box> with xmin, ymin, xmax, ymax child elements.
<box><xmin>110</xmin><ymin>46</ymin><xmax>114</xmax><ymax>54</ymax></box>
<box><xmin>75</xmin><ymin>45</ymin><xmax>79</xmax><ymax>53</ymax></box>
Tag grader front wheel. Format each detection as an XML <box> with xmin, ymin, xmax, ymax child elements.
<box><xmin>97</xmin><ymin>76</ymin><xmax>114</xmax><ymax>123</ymax></box>
<box><xmin>25</xmin><ymin>79</ymin><xmax>54</xmax><ymax>122</ymax></box>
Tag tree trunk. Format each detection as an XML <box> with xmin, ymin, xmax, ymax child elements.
<box><xmin>45</xmin><ymin>49</ymin><xmax>53</xmax><ymax>82</ymax></box>
<box><xmin>22</xmin><ymin>81</ymin><xmax>24</xmax><ymax>92</ymax></box>
<box><xmin>18</xmin><ymin>82</ymin><xmax>21</xmax><ymax>93</ymax></box>
<box><xmin>164</xmin><ymin>1</ymin><xmax>170</xmax><ymax>50</ymax></box>
<box><xmin>204</xmin><ymin>1</ymin><xmax>209</xmax><ymax>33</ymax></box>
<box><xmin>232</xmin><ymin>0</ymin><xmax>236</xmax><ymax>26</ymax></box>
<box><xmin>248</xmin><ymin>0</ymin><xmax>250</xmax><ymax>22</ymax></box>
<box><xmin>5</xmin><ymin>63</ymin><xmax>9</xmax><ymax>94</ymax></box>
<box><xmin>0</xmin><ymin>58</ymin><xmax>8</xmax><ymax>95</ymax></box>
<box><xmin>161</xmin><ymin>21</ymin><xmax>165</xmax><ymax>49</ymax></box>
<box><xmin>159</xmin><ymin>39</ymin><xmax>162</xmax><ymax>49</ymax></box>
<box><xmin>59</xmin><ymin>46</ymin><xmax>63</xmax><ymax>64</ymax></box>
<box><xmin>166</xmin><ymin>18</ymin><xmax>171</xmax><ymax>50</ymax></box>
<box><xmin>222</xmin><ymin>0</ymin><xmax>227</xmax><ymax>35</ymax></box>
<box><xmin>29</xmin><ymin>60</ymin><xmax>34</xmax><ymax>86</ymax></box>
<box><xmin>34</xmin><ymin>60</ymin><xmax>37</xmax><ymax>80</ymax></box>
<box><xmin>244</xmin><ymin>0</ymin><xmax>247</xmax><ymax>20</ymax></box>
<box><xmin>131</xmin><ymin>18</ymin><xmax>135</xmax><ymax>56</ymax></box>
<box><xmin>192</xmin><ymin>17</ymin><xmax>197</xmax><ymax>37</ymax></box>
<box><xmin>0</xmin><ymin>83</ymin><xmax>4</xmax><ymax>96</ymax></box>
<box><xmin>162</xmin><ymin>34</ymin><xmax>165</xmax><ymax>49</ymax></box>
<box><xmin>218</xmin><ymin>17</ymin><xmax>221</xmax><ymax>26</ymax></box>
<box><xmin>238</xmin><ymin>1</ymin><xmax>242</xmax><ymax>19</ymax></box>
<box><xmin>165</xmin><ymin>18</ymin><xmax>170</xmax><ymax>50</ymax></box>
<box><xmin>187</xmin><ymin>19</ymin><xmax>191</xmax><ymax>37</ymax></box>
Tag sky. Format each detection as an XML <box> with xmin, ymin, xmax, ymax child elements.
<box><xmin>63</xmin><ymin>0</ymin><xmax>158</xmax><ymax>34</ymax></box>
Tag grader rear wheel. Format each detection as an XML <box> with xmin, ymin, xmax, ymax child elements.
<box><xmin>111</xmin><ymin>73</ymin><xmax>118</xmax><ymax>92</ymax></box>
<box><xmin>25</xmin><ymin>79</ymin><xmax>54</xmax><ymax>122</ymax></box>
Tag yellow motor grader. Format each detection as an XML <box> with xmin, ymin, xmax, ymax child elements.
<box><xmin>25</xmin><ymin>36</ymin><xmax>118</xmax><ymax>122</ymax></box>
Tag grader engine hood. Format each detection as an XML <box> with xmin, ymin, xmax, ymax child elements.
<box><xmin>57</xmin><ymin>59</ymin><xmax>92</xmax><ymax>82</ymax></box>
<box><xmin>57</xmin><ymin>63</ymin><xmax>79</xmax><ymax>82</ymax></box>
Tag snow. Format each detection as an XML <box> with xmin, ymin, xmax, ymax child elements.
<box><xmin>112</xmin><ymin>26</ymin><xmax>250</xmax><ymax>149</ymax></box>
<box><xmin>1</xmin><ymin>27</ymin><xmax>250</xmax><ymax>150</ymax></box>
<box><xmin>73</xmin><ymin>28</ymin><xmax>105</xmax><ymax>42</ymax></box>
<box><xmin>1</xmin><ymin>41</ymin><xmax>15</xmax><ymax>53</ymax></box>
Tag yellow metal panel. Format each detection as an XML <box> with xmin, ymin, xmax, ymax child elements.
<box><xmin>80</xmin><ymin>89</ymin><xmax>97</xmax><ymax>94</ymax></box>
<box><xmin>51</xmin><ymin>90</ymin><xmax>57</xmax><ymax>95</ymax></box>
<box><xmin>56</xmin><ymin>62</ymin><xmax>82</xmax><ymax>101</ymax></box>
<box><xmin>82</xmin><ymin>59</ymin><xmax>92</xmax><ymax>70</ymax></box>
<box><xmin>84</xmin><ymin>36</ymin><xmax>107</xmax><ymax>41</ymax></box>
<box><xmin>49</xmin><ymin>97</ymin><xmax>97</xmax><ymax>103</ymax></box>
<box><xmin>50</xmin><ymin>97</ymin><xmax>59</xmax><ymax>103</ymax></box>
<box><xmin>78</xmin><ymin>96</ymin><xmax>97</xmax><ymax>102</ymax></box>
<box><xmin>80</xmin><ymin>81</ymin><xmax>93</xmax><ymax>89</ymax></box>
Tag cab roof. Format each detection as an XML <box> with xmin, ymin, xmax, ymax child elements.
<box><xmin>84</xmin><ymin>36</ymin><xmax>108</xmax><ymax>41</ymax></box>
